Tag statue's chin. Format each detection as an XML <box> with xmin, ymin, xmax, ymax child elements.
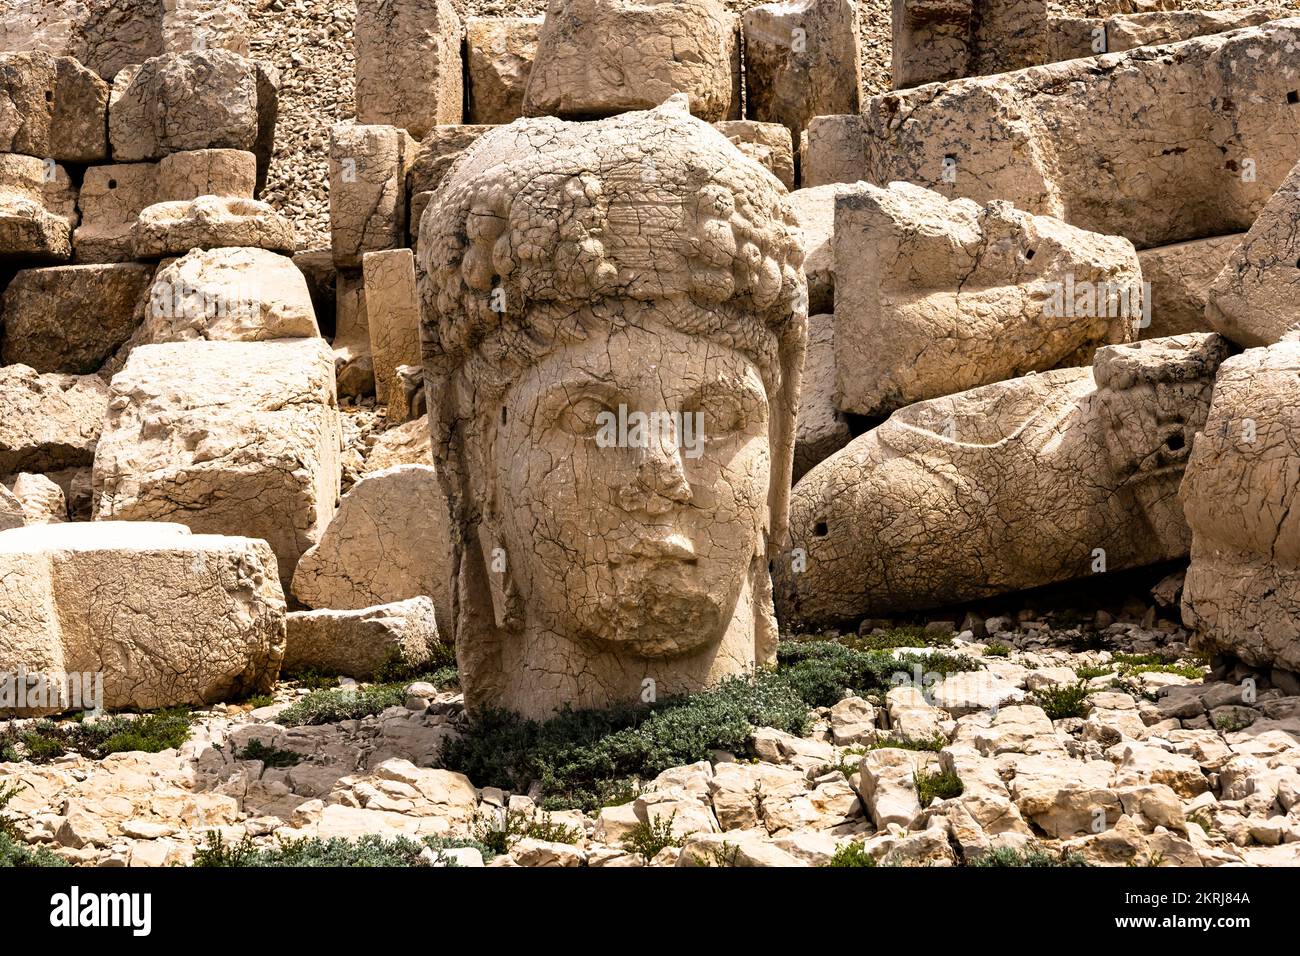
<box><xmin>582</xmin><ymin>565</ymin><xmax>731</xmax><ymax>658</ymax></box>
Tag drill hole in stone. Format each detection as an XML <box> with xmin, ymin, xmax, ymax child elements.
<box><xmin>1166</xmin><ymin>432</ymin><xmax>1185</xmax><ymax>452</ymax></box>
<box><xmin>107</xmin><ymin>179</ymin><xmax>117</xmax><ymax>189</ymax></box>
<box><xmin>813</xmin><ymin>520</ymin><xmax>829</xmax><ymax>538</ymax></box>
<box><xmin>1289</xmin><ymin>90</ymin><xmax>1299</xmax><ymax>105</ymax></box>
<box><xmin>1024</xmin><ymin>248</ymin><xmax>1036</xmax><ymax>261</ymax></box>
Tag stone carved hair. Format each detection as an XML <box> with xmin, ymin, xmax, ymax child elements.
<box><xmin>416</xmin><ymin>96</ymin><xmax>808</xmax><ymax>711</ymax></box>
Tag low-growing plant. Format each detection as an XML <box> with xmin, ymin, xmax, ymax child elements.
<box><xmin>0</xmin><ymin>781</ymin><xmax>66</xmax><ymax>867</ymax></box>
<box><xmin>847</xmin><ymin>626</ymin><xmax>952</xmax><ymax>653</ymax></box>
<box><xmin>690</xmin><ymin>840</ymin><xmax>741</xmax><ymax>867</ymax></box>
<box><xmin>472</xmin><ymin>808</ymin><xmax>582</xmax><ymax>854</ymax></box>
<box><xmin>1029</xmin><ymin>682</ymin><xmax>1092</xmax><ymax>720</ymax></box>
<box><xmin>868</xmin><ymin>732</ymin><xmax>948</xmax><ymax>753</ymax></box>
<box><xmin>914</xmin><ymin>767</ymin><xmax>963</xmax><ymax>807</ymax></box>
<box><xmin>0</xmin><ymin>708</ymin><xmax>192</xmax><ymax>764</ymax></box>
<box><xmin>275</xmin><ymin>683</ymin><xmax>407</xmax><ymax>727</ymax></box>
<box><xmin>192</xmin><ymin>830</ymin><xmax>494</xmax><ymax>867</ymax></box>
<box><xmin>235</xmin><ymin>739</ymin><xmax>302</xmax><ymax>768</ymax></box>
<box><xmin>971</xmin><ymin>845</ymin><xmax>1089</xmax><ymax>867</ymax></box>
<box><xmin>982</xmin><ymin>642</ymin><xmax>1011</xmax><ymax>657</ymax></box>
<box><xmin>623</xmin><ymin>812</ymin><xmax>687</xmax><ymax>862</ymax></box>
<box><xmin>1074</xmin><ymin>665</ymin><xmax>1113</xmax><ymax>681</ymax></box>
<box><xmin>825</xmin><ymin>842</ymin><xmax>876</xmax><ymax>867</ymax></box>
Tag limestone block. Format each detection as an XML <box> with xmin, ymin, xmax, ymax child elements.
<box><xmin>130</xmin><ymin>247</ymin><xmax>318</xmax><ymax>351</ymax></box>
<box><xmin>787</xmin><ymin>182</ymin><xmax>859</xmax><ymax>315</ymax></box>
<box><xmin>743</xmin><ymin>0</ymin><xmax>861</xmax><ymax>142</ymax></box>
<box><xmin>0</xmin><ymin>521</ymin><xmax>284</xmax><ymax>713</ymax></box>
<box><xmin>1137</xmin><ymin>234</ymin><xmax>1240</xmax><ymax>340</ymax></box>
<box><xmin>108</xmin><ymin>50</ymin><xmax>260</xmax><ymax>161</ymax></box>
<box><xmin>157</xmin><ymin>148</ymin><xmax>257</xmax><ymax>201</ymax></box>
<box><xmin>0</xmin><ymin>263</ymin><xmax>153</xmax><ymax>373</ymax></box>
<box><xmin>329</xmin><ymin>122</ymin><xmax>417</xmax><ymax>269</ymax></box>
<box><xmin>92</xmin><ymin>339</ymin><xmax>342</xmax><ymax>584</ymax></box>
<box><xmin>1046</xmin><ymin>8</ymin><xmax>1280</xmax><ymax>63</ymax></box>
<box><xmin>1182</xmin><ymin>340</ymin><xmax>1300</xmax><ymax>673</ymax></box>
<box><xmin>794</xmin><ymin>314</ymin><xmax>851</xmax><ymax>482</ymax></box>
<box><xmin>1206</xmin><ymin>158</ymin><xmax>1300</xmax><ymax>348</ymax></box>
<box><xmin>4</xmin><ymin>473</ymin><xmax>66</xmax><ymax>525</ymax></box>
<box><xmin>161</xmin><ymin>0</ymin><xmax>251</xmax><ymax>57</ymax></box>
<box><xmin>466</xmin><ymin>16</ymin><xmax>541</xmax><ymax>125</ymax></box>
<box><xmin>333</xmin><ymin>269</ymin><xmax>374</xmax><ymax>398</ymax></box>
<box><xmin>805</xmin><ymin>20</ymin><xmax>1300</xmax><ymax>249</ymax></box>
<box><xmin>285</xmin><ymin>596</ymin><xmax>439</xmax><ymax>680</ymax></box>
<box><xmin>713</xmin><ymin>120</ymin><xmax>795</xmax><ymax>191</ymax></box>
<box><xmin>72</xmin><ymin>163</ymin><xmax>159</xmax><ymax>263</ymax></box>
<box><xmin>0</xmin><ymin>51</ymin><xmax>109</xmax><ymax>162</ymax></box>
<box><xmin>523</xmin><ymin>0</ymin><xmax>740</xmax><ymax>122</ymax></box>
<box><xmin>362</xmin><ymin>415</ymin><xmax>432</xmax><ymax>475</ymax></box>
<box><xmin>0</xmin><ymin>154</ymin><xmax>72</xmax><ymax>261</ymax></box>
<box><xmin>776</xmin><ymin>334</ymin><xmax>1229</xmax><ymax>626</ymax></box>
<box><xmin>132</xmin><ymin>196</ymin><xmax>297</xmax><ymax>259</ymax></box>
<box><xmin>892</xmin><ymin>0</ymin><xmax>975</xmax><ymax>89</ymax></box>
<box><xmin>362</xmin><ymin>249</ymin><xmax>421</xmax><ymax>419</ymax></box>
<box><xmin>354</xmin><ymin>0</ymin><xmax>462</xmax><ymax>137</ymax></box>
<box><xmin>406</xmin><ymin>125</ymin><xmax>493</xmax><ymax>244</ymax></box>
<box><xmin>291</xmin><ymin>464</ymin><xmax>452</xmax><ymax>626</ymax></box>
<box><xmin>0</xmin><ymin>364</ymin><xmax>110</xmax><ymax>475</ymax></box>
<box><xmin>833</xmin><ymin>182</ymin><xmax>1142</xmax><ymax>416</ymax></box>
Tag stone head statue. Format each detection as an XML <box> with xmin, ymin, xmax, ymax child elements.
<box><xmin>417</xmin><ymin>96</ymin><xmax>807</xmax><ymax>718</ymax></box>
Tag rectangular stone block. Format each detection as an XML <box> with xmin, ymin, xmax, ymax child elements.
<box><xmin>466</xmin><ymin>16</ymin><xmax>541</xmax><ymax>125</ymax></box>
<box><xmin>807</xmin><ymin>19</ymin><xmax>1300</xmax><ymax>249</ymax></box>
<box><xmin>1137</xmin><ymin>234</ymin><xmax>1241</xmax><ymax>339</ymax></box>
<box><xmin>92</xmin><ymin>338</ymin><xmax>342</xmax><ymax>584</ymax></box>
<box><xmin>330</xmin><ymin>122</ymin><xmax>417</xmax><ymax>268</ymax></box>
<box><xmin>157</xmin><ymin>148</ymin><xmax>257</xmax><ymax>200</ymax></box>
<box><xmin>355</xmin><ymin>0</ymin><xmax>463</xmax><ymax>137</ymax></box>
<box><xmin>72</xmin><ymin>163</ymin><xmax>160</xmax><ymax>263</ymax></box>
<box><xmin>1046</xmin><ymin>8</ymin><xmax>1280</xmax><ymax>63</ymax></box>
<box><xmin>714</xmin><ymin>120</ymin><xmax>795</xmax><ymax>190</ymax></box>
<box><xmin>0</xmin><ymin>364</ymin><xmax>110</xmax><ymax>475</ymax></box>
<box><xmin>892</xmin><ymin>0</ymin><xmax>1045</xmax><ymax>89</ymax></box>
<box><xmin>0</xmin><ymin>52</ymin><xmax>109</xmax><ymax>163</ymax></box>
<box><xmin>362</xmin><ymin>249</ymin><xmax>421</xmax><ymax>419</ymax></box>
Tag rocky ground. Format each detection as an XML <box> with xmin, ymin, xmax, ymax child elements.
<box><xmin>4</xmin><ymin>610</ymin><xmax>1298</xmax><ymax>867</ymax></box>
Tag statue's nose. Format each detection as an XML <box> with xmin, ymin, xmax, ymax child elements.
<box><xmin>621</xmin><ymin>439</ymin><xmax>692</xmax><ymax>513</ymax></box>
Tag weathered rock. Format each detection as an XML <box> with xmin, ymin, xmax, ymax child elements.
<box><xmin>466</xmin><ymin>16</ymin><xmax>541</xmax><ymax>125</ymax></box>
<box><xmin>284</xmin><ymin>596</ymin><xmax>438</xmax><ymax>680</ymax></box>
<box><xmin>405</xmin><ymin>125</ymin><xmax>494</xmax><ymax>246</ymax></box>
<box><xmin>332</xmin><ymin>269</ymin><xmax>374</xmax><ymax>398</ymax></box>
<box><xmin>0</xmin><ymin>263</ymin><xmax>153</xmax><ymax>373</ymax></box>
<box><xmin>418</xmin><ymin>96</ymin><xmax>804</xmax><ymax>718</ymax></box>
<box><xmin>1205</xmin><ymin>159</ymin><xmax>1300</xmax><ymax>348</ymax></box>
<box><xmin>0</xmin><ymin>51</ymin><xmax>109</xmax><ymax>162</ymax></box>
<box><xmin>354</xmin><ymin>0</ymin><xmax>462</xmax><ymax>137</ymax></box>
<box><xmin>362</xmin><ymin>415</ymin><xmax>432</xmax><ymax>475</ymax></box>
<box><xmin>807</xmin><ymin>20</ymin><xmax>1300</xmax><ymax>249</ymax></box>
<box><xmin>291</xmin><ymin>464</ymin><xmax>451</xmax><ymax>626</ymax></box>
<box><xmin>132</xmin><ymin>247</ymin><xmax>317</xmax><ymax>350</ymax></box>
<box><xmin>858</xmin><ymin>748</ymin><xmax>924</xmax><ymax>828</ymax></box>
<box><xmin>523</xmin><ymin>0</ymin><xmax>740</xmax><ymax>122</ymax></box>
<box><xmin>0</xmin><ymin>365</ymin><xmax>109</xmax><ymax>475</ymax></box>
<box><xmin>713</xmin><ymin>120</ymin><xmax>795</xmax><ymax>192</ymax></box>
<box><xmin>829</xmin><ymin>695</ymin><xmax>876</xmax><ymax>745</ymax></box>
<box><xmin>834</xmin><ymin>182</ymin><xmax>1142</xmax><ymax>417</ymax></box>
<box><xmin>777</xmin><ymin>335</ymin><xmax>1229</xmax><ymax>625</ymax></box>
<box><xmin>1138</xmin><ymin>234</ymin><xmax>1240</xmax><ymax>339</ymax></box>
<box><xmin>892</xmin><ymin>0</ymin><xmax>1048</xmax><ymax>89</ymax></box>
<box><xmin>156</xmin><ymin>148</ymin><xmax>257</xmax><ymax>201</ymax></box>
<box><xmin>787</xmin><ymin>182</ymin><xmax>858</xmax><ymax>315</ymax></box>
<box><xmin>108</xmin><ymin>50</ymin><xmax>261</xmax><ymax>161</ymax></box>
<box><xmin>329</xmin><ymin>123</ymin><xmax>417</xmax><ymax>269</ymax></box>
<box><xmin>161</xmin><ymin>0</ymin><xmax>251</xmax><ymax>57</ymax></box>
<box><xmin>72</xmin><ymin>163</ymin><xmax>159</xmax><ymax>264</ymax></box>
<box><xmin>742</xmin><ymin>0</ymin><xmax>860</xmax><ymax>143</ymax></box>
<box><xmin>1047</xmin><ymin>8</ymin><xmax>1280</xmax><ymax>63</ymax></box>
<box><xmin>793</xmin><ymin>314</ymin><xmax>851</xmax><ymax>481</ymax></box>
<box><xmin>0</xmin><ymin>521</ymin><xmax>284</xmax><ymax>713</ymax></box>
<box><xmin>1182</xmin><ymin>340</ymin><xmax>1300</xmax><ymax>674</ymax></box>
<box><xmin>362</xmin><ymin>249</ymin><xmax>421</xmax><ymax>420</ymax></box>
<box><xmin>132</xmin><ymin>196</ymin><xmax>296</xmax><ymax>259</ymax></box>
<box><xmin>0</xmin><ymin>155</ymin><xmax>72</xmax><ymax>261</ymax></box>
<box><xmin>92</xmin><ymin>339</ymin><xmax>342</xmax><ymax>584</ymax></box>
<box><xmin>5</xmin><ymin>472</ymin><xmax>66</xmax><ymax>525</ymax></box>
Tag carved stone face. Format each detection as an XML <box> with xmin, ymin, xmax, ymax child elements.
<box><xmin>485</xmin><ymin>311</ymin><xmax>770</xmax><ymax>658</ymax></box>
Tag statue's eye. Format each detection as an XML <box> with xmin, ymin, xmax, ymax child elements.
<box><xmin>694</xmin><ymin>394</ymin><xmax>746</xmax><ymax>436</ymax></box>
<box><xmin>560</xmin><ymin>396</ymin><xmax>613</xmax><ymax>437</ymax></box>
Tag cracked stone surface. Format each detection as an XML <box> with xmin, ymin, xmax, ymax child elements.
<box><xmin>806</xmin><ymin>19</ymin><xmax>1300</xmax><ymax>250</ymax></box>
<box><xmin>92</xmin><ymin>338</ymin><xmax>342</xmax><ymax>585</ymax></box>
<box><xmin>329</xmin><ymin>122</ymin><xmax>417</xmax><ymax>269</ymax></box>
<box><xmin>0</xmin><ymin>521</ymin><xmax>284</xmax><ymax>712</ymax></box>
<box><xmin>0</xmin><ymin>364</ymin><xmax>109</xmax><ymax>476</ymax></box>
<box><xmin>361</xmin><ymin>248</ymin><xmax>421</xmax><ymax>419</ymax></box>
<box><xmin>892</xmin><ymin>0</ymin><xmax>1046</xmax><ymax>89</ymax></box>
<box><xmin>0</xmin><ymin>263</ymin><xmax>154</xmax><ymax>374</ymax></box>
<box><xmin>354</xmin><ymin>0</ymin><xmax>462</xmax><ymax>137</ymax></box>
<box><xmin>523</xmin><ymin>0</ymin><xmax>741</xmax><ymax>121</ymax></box>
<box><xmin>291</xmin><ymin>463</ymin><xmax>453</xmax><ymax>628</ymax></box>
<box><xmin>417</xmin><ymin>95</ymin><xmax>805</xmax><ymax>718</ymax></box>
<box><xmin>0</xmin><ymin>51</ymin><xmax>109</xmax><ymax>162</ymax></box>
<box><xmin>1138</xmin><ymin>234</ymin><xmax>1241</xmax><ymax>340</ymax></box>
<box><xmin>132</xmin><ymin>195</ymin><xmax>297</xmax><ymax>258</ymax></box>
<box><xmin>1047</xmin><ymin>7</ymin><xmax>1280</xmax><ymax>63</ymax></box>
<box><xmin>1182</xmin><ymin>339</ymin><xmax>1300</xmax><ymax>673</ymax></box>
<box><xmin>1205</xmin><ymin>157</ymin><xmax>1300</xmax><ymax>348</ymax></box>
<box><xmin>466</xmin><ymin>15</ymin><xmax>541</xmax><ymax>125</ymax></box>
<box><xmin>285</xmin><ymin>595</ymin><xmax>440</xmax><ymax>680</ymax></box>
<box><xmin>793</xmin><ymin>314</ymin><xmax>850</xmax><ymax>481</ymax></box>
<box><xmin>776</xmin><ymin>334</ymin><xmax>1229</xmax><ymax>628</ymax></box>
<box><xmin>0</xmin><ymin>154</ymin><xmax>72</xmax><ymax>262</ymax></box>
<box><xmin>834</xmin><ymin>182</ymin><xmax>1141</xmax><ymax>417</ymax></box>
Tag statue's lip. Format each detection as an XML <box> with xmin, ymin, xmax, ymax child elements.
<box><xmin>619</xmin><ymin>532</ymin><xmax>698</xmax><ymax>562</ymax></box>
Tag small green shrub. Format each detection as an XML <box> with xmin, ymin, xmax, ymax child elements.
<box><xmin>868</xmin><ymin>732</ymin><xmax>948</xmax><ymax>753</ymax></box>
<box><xmin>276</xmin><ymin>683</ymin><xmax>407</xmax><ymax>727</ymax></box>
<box><xmin>192</xmin><ymin>830</ymin><xmax>494</xmax><ymax>867</ymax></box>
<box><xmin>471</xmin><ymin>808</ymin><xmax>582</xmax><ymax>854</ymax></box>
<box><xmin>0</xmin><ymin>709</ymin><xmax>192</xmax><ymax>764</ymax></box>
<box><xmin>982</xmin><ymin>642</ymin><xmax>1011</xmax><ymax>657</ymax></box>
<box><xmin>971</xmin><ymin>845</ymin><xmax>1089</xmax><ymax>867</ymax></box>
<box><xmin>848</xmin><ymin>626</ymin><xmax>952</xmax><ymax>652</ymax></box>
<box><xmin>1074</xmin><ymin>665</ymin><xmax>1114</xmax><ymax>681</ymax></box>
<box><xmin>825</xmin><ymin>842</ymin><xmax>876</xmax><ymax>867</ymax></box>
<box><xmin>914</xmin><ymin>767</ymin><xmax>963</xmax><ymax>807</ymax></box>
<box><xmin>0</xmin><ymin>783</ymin><xmax>65</xmax><ymax>868</ymax></box>
<box><xmin>623</xmin><ymin>813</ymin><xmax>686</xmax><ymax>862</ymax></box>
<box><xmin>235</xmin><ymin>739</ymin><xmax>302</xmax><ymax>767</ymax></box>
<box><xmin>1029</xmin><ymin>682</ymin><xmax>1092</xmax><ymax>720</ymax></box>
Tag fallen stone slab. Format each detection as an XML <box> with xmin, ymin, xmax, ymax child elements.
<box><xmin>834</xmin><ymin>181</ymin><xmax>1142</xmax><ymax>416</ymax></box>
<box><xmin>284</xmin><ymin>596</ymin><xmax>440</xmax><ymax>680</ymax></box>
<box><xmin>0</xmin><ymin>51</ymin><xmax>109</xmax><ymax>163</ymax></box>
<box><xmin>793</xmin><ymin>314</ymin><xmax>851</xmax><ymax>481</ymax></box>
<box><xmin>92</xmin><ymin>338</ymin><xmax>342</xmax><ymax>584</ymax></box>
<box><xmin>743</xmin><ymin>0</ymin><xmax>860</xmax><ymax>142</ymax></box>
<box><xmin>806</xmin><ymin>20</ymin><xmax>1300</xmax><ymax>249</ymax></box>
<box><xmin>776</xmin><ymin>334</ymin><xmax>1229</xmax><ymax>626</ymax></box>
<box><xmin>132</xmin><ymin>196</ymin><xmax>296</xmax><ymax>259</ymax></box>
<box><xmin>0</xmin><ymin>263</ymin><xmax>154</xmax><ymax>373</ymax></box>
<box><xmin>1205</xmin><ymin>158</ymin><xmax>1300</xmax><ymax>348</ymax></box>
<box><xmin>0</xmin><ymin>521</ymin><xmax>284</xmax><ymax>713</ymax></box>
<box><xmin>523</xmin><ymin>0</ymin><xmax>740</xmax><ymax>121</ymax></box>
<box><xmin>466</xmin><ymin>16</ymin><xmax>541</xmax><ymax>125</ymax></box>
<box><xmin>291</xmin><ymin>464</ymin><xmax>451</xmax><ymax>624</ymax></box>
<box><xmin>1047</xmin><ymin>7</ymin><xmax>1280</xmax><ymax>63</ymax></box>
<box><xmin>362</xmin><ymin>249</ymin><xmax>421</xmax><ymax>420</ymax></box>
<box><xmin>108</xmin><ymin>50</ymin><xmax>262</xmax><ymax>161</ymax></box>
<box><xmin>0</xmin><ymin>364</ymin><xmax>109</xmax><ymax>475</ymax></box>
<box><xmin>330</xmin><ymin>122</ymin><xmax>417</xmax><ymax>269</ymax></box>
<box><xmin>354</xmin><ymin>0</ymin><xmax>462</xmax><ymax>137</ymax></box>
<box><xmin>1138</xmin><ymin>234</ymin><xmax>1240</xmax><ymax>339</ymax></box>
<box><xmin>1182</xmin><ymin>339</ymin><xmax>1300</xmax><ymax>674</ymax></box>
<box><xmin>892</xmin><ymin>0</ymin><xmax>1047</xmax><ymax>89</ymax></box>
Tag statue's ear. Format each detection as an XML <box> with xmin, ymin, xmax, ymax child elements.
<box><xmin>476</xmin><ymin>521</ymin><xmax>523</xmax><ymax>630</ymax></box>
